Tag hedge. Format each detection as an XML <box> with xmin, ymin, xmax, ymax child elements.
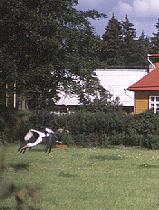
<box><xmin>1</xmin><ymin>109</ymin><xmax>159</xmax><ymax>149</ymax></box>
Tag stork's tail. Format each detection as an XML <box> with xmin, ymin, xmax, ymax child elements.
<box><xmin>56</xmin><ymin>140</ymin><xmax>63</xmax><ymax>144</ymax></box>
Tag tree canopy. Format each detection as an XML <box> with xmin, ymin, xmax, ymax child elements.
<box><xmin>100</xmin><ymin>15</ymin><xmax>153</xmax><ymax>67</ymax></box>
<box><xmin>121</xmin><ymin>15</ymin><xmax>137</xmax><ymax>66</ymax></box>
<box><xmin>101</xmin><ymin>14</ymin><xmax>123</xmax><ymax>65</ymax></box>
<box><xmin>151</xmin><ymin>18</ymin><xmax>159</xmax><ymax>53</ymax></box>
<box><xmin>0</xmin><ymin>0</ymin><xmax>107</xmax><ymax>109</ymax></box>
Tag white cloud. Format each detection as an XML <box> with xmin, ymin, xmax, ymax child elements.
<box><xmin>111</xmin><ymin>0</ymin><xmax>158</xmax><ymax>36</ymax></box>
<box><xmin>115</xmin><ymin>0</ymin><xmax>159</xmax><ymax>19</ymax></box>
<box><xmin>77</xmin><ymin>0</ymin><xmax>106</xmax><ymax>10</ymax></box>
<box><xmin>78</xmin><ymin>0</ymin><xmax>159</xmax><ymax>37</ymax></box>
<box><xmin>133</xmin><ymin>0</ymin><xmax>159</xmax><ymax>17</ymax></box>
<box><xmin>116</xmin><ymin>1</ymin><xmax>133</xmax><ymax>14</ymax></box>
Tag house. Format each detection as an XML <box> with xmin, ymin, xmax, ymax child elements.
<box><xmin>57</xmin><ymin>68</ymin><xmax>147</xmax><ymax>113</ymax></box>
<box><xmin>127</xmin><ymin>54</ymin><xmax>159</xmax><ymax>114</ymax></box>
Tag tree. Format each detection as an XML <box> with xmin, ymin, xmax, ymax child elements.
<box><xmin>101</xmin><ymin>14</ymin><xmax>123</xmax><ymax>66</ymax></box>
<box><xmin>121</xmin><ymin>15</ymin><xmax>137</xmax><ymax>66</ymax></box>
<box><xmin>0</xmin><ymin>0</ymin><xmax>107</xmax><ymax>109</ymax></box>
<box><xmin>150</xmin><ymin>18</ymin><xmax>159</xmax><ymax>53</ymax></box>
<box><xmin>136</xmin><ymin>31</ymin><xmax>150</xmax><ymax>66</ymax></box>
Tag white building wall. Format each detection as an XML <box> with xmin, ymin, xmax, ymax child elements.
<box><xmin>57</xmin><ymin>69</ymin><xmax>148</xmax><ymax>107</ymax></box>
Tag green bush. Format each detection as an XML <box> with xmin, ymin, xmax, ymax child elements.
<box><xmin>99</xmin><ymin>134</ymin><xmax>109</xmax><ymax>147</ymax></box>
<box><xmin>125</xmin><ymin>111</ymin><xmax>159</xmax><ymax>148</ymax></box>
<box><xmin>3</xmin><ymin>109</ymin><xmax>159</xmax><ymax>149</ymax></box>
<box><xmin>30</xmin><ymin>110</ymin><xmax>59</xmax><ymax>130</ymax></box>
<box><xmin>58</xmin><ymin>133</ymin><xmax>74</xmax><ymax>145</ymax></box>
<box><xmin>109</xmin><ymin>132</ymin><xmax>126</xmax><ymax>145</ymax></box>
<box><xmin>0</xmin><ymin>132</ymin><xmax>9</xmax><ymax>144</ymax></box>
<box><xmin>73</xmin><ymin>133</ymin><xmax>99</xmax><ymax>147</ymax></box>
<box><xmin>124</xmin><ymin>134</ymin><xmax>144</xmax><ymax>146</ymax></box>
<box><xmin>143</xmin><ymin>134</ymin><xmax>159</xmax><ymax>149</ymax></box>
<box><xmin>61</xmin><ymin>110</ymin><xmax>127</xmax><ymax>135</ymax></box>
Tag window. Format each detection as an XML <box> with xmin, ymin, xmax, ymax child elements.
<box><xmin>149</xmin><ymin>96</ymin><xmax>159</xmax><ymax>113</ymax></box>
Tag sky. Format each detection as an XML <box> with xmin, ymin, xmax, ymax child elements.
<box><xmin>77</xmin><ymin>0</ymin><xmax>159</xmax><ymax>38</ymax></box>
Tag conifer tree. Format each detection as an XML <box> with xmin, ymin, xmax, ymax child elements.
<box><xmin>121</xmin><ymin>15</ymin><xmax>137</xmax><ymax>66</ymax></box>
<box><xmin>136</xmin><ymin>31</ymin><xmax>150</xmax><ymax>66</ymax></box>
<box><xmin>101</xmin><ymin>14</ymin><xmax>123</xmax><ymax>66</ymax></box>
<box><xmin>151</xmin><ymin>18</ymin><xmax>159</xmax><ymax>53</ymax></box>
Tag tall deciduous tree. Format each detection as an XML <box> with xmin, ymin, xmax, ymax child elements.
<box><xmin>0</xmin><ymin>0</ymin><xmax>107</xmax><ymax>109</ymax></box>
<box><xmin>101</xmin><ymin>14</ymin><xmax>123</xmax><ymax>66</ymax></box>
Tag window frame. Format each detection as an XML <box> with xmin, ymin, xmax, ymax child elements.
<box><xmin>149</xmin><ymin>96</ymin><xmax>159</xmax><ymax>113</ymax></box>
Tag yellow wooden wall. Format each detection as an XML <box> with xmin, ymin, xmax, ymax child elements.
<box><xmin>135</xmin><ymin>91</ymin><xmax>159</xmax><ymax>114</ymax></box>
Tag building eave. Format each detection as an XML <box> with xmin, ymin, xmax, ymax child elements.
<box><xmin>128</xmin><ymin>87</ymin><xmax>159</xmax><ymax>91</ymax></box>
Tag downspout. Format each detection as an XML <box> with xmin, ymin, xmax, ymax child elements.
<box><xmin>124</xmin><ymin>89</ymin><xmax>134</xmax><ymax>101</ymax></box>
<box><xmin>147</xmin><ymin>54</ymin><xmax>156</xmax><ymax>71</ymax></box>
<box><xmin>124</xmin><ymin>89</ymin><xmax>135</xmax><ymax>113</ymax></box>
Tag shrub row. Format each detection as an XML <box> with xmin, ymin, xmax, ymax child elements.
<box><xmin>1</xmin><ymin>109</ymin><xmax>159</xmax><ymax>149</ymax></box>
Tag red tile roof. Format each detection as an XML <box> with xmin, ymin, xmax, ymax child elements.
<box><xmin>127</xmin><ymin>66</ymin><xmax>159</xmax><ymax>91</ymax></box>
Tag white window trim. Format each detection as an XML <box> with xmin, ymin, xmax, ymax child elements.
<box><xmin>149</xmin><ymin>96</ymin><xmax>159</xmax><ymax>113</ymax></box>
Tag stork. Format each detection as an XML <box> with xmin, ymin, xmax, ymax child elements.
<box><xmin>19</xmin><ymin>128</ymin><xmax>62</xmax><ymax>154</ymax></box>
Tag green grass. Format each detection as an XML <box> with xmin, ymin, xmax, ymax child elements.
<box><xmin>1</xmin><ymin>145</ymin><xmax>159</xmax><ymax>210</ymax></box>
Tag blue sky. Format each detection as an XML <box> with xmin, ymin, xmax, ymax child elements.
<box><xmin>77</xmin><ymin>0</ymin><xmax>159</xmax><ymax>38</ymax></box>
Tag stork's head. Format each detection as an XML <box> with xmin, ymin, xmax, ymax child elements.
<box><xmin>24</xmin><ymin>130</ymin><xmax>33</xmax><ymax>141</ymax></box>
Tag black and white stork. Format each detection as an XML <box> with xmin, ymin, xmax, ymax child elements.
<box><xmin>19</xmin><ymin>128</ymin><xmax>61</xmax><ymax>154</ymax></box>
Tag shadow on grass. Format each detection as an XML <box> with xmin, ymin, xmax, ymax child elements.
<box><xmin>139</xmin><ymin>164</ymin><xmax>159</xmax><ymax>169</ymax></box>
<box><xmin>58</xmin><ymin>171</ymin><xmax>78</xmax><ymax>178</ymax></box>
<box><xmin>18</xmin><ymin>147</ymin><xmax>44</xmax><ymax>154</ymax></box>
<box><xmin>0</xmin><ymin>207</ymin><xmax>12</xmax><ymax>210</ymax></box>
<box><xmin>29</xmin><ymin>148</ymin><xmax>56</xmax><ymax>153</ymax></box>
<box><xmin>90</xmin><ymin>155</ymin><xmax>124</xmax><ymax>161</ymax></box>
<box><xmin>9</xmin><ymin>163</ymin><xmax>29</xmax><ymax>171</ymax></box>
<box><xmin>29</xmin><ymin>148</ymin><xmax>45</xmax><ymax>152</ymax></box>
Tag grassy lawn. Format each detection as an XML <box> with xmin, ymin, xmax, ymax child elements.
<box><xmin>1</xmin><ymin>145</ymin><xmax>159</xmax><ymax>210</ymax></box>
